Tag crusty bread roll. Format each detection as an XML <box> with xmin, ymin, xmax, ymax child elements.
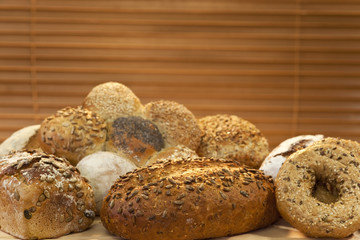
<box><xmin>76</xmin><ymin>151</ymin><xmax>137</xmax><ymax>214</ymax></box>
<box><xmin>38</xmin><ymin>106</ymin><xmax>107</xmax><ymax>166</ymax></box>
<box><xmin>101</xmin><ymin>157</ymin><xmax>279</xmax><ymax>240</ymax></box>
<box><xmin>276</xmin><ymin>139</ymin><xmax>360</xmax><ymax>238</ymax></box>
<box><xmin>83</xmin><ymin>82</ymin><xmax>143</xmax><ymax>121</ymax></box>
<box><xmin>106</xmin><ymin>116</ymin><xmax>165</xmax><ymax>167</ymax></box>
<box><xmin>260</xmin><ymin>134</ymin><xmax>324</xmax><ymax>180</ymax></box>
<box><xmin>0</xmin><ymin>150</ymin><xmax>96</xmax><ymax>239</ymax></box>
<box><xmin>144</xmin><ymin>100</ymin><xmax>202</xmax><ymax>151</ymax></box>
<box><xmin>145</xmin><ymin>144</ymin><xmax>198</xmax><ymax>166</ymax></box>
<box><xmin>0</xmin><ymin>125</ymin><xmax>41</xmax><ymax>156</ymax></box>
<box><xmin>197</xmin><ymin>114</ymin><xmax>269</xmax><ymax>169</ymax></box>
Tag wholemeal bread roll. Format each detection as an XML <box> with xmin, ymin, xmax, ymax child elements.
<box><xmin>76</xmin><ymin>151</ymin><xmax>137</xmax><ymax>214</ymax></box>
<box><xmin>0</xmin><ymin>125</ymin><xmax>41</xmax><ymax>156</ymax></box>
<box><xmin>145</xmin><ymin>144</ymin><xmax>198</xmax><ymax>166</ymax></box>
<box><xmin>144</xmin><ymin>100</ymin><xmax>202</xmax><ymax>151</ymax></box>
<box><xmin>100</xmin><ymin>157</ymin><xmax>279</xmax><ymax>240</ymax></box>
<box><xmin>275</xmin><ymin>139</ymin><xmax>360</xmax><ymax>238</ymax></box>
<box><xmin>197</xmin><ymin>114</ymin><xmax>269</xmax><ymax>169</ymax></box>
<box><xmin>83</xmin><ymin>82</ymin><xmax>143</xmax><ymax>122</ymax></box>
<box><xmin>260</xmin><ymin>134</ymin><xmax>324</xmax><ymax>180</ymax></box>
<box><xmin>0</xmin><ymin>150</ymin><xmax>96</xmax><ymax>239</ymax></box>
<box><xmin>106</xmin><ymin>116</ymin><xmax>165</xmax><ymax>167</ymax></box>
<box><xmin>38</xmin><ymin>106</ymin><xmax>107</xmax><ymax>166</ymax></box>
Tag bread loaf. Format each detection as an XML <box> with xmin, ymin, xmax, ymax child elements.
<box><xmin>100</xmin><ymin>157</ymin><xmax>279</xmax><ymax>240</ymax></box>
<box><xmin>0</xmin><ymin>125</ymin><xmax>41</xmax><ymax>156</ymax></box>
<box><xmin>38</xmin><ymin>106</ymin><xmax>107</xmax><ymax>166</ymax></box>
<box><xmin>197</xmin><ymin>114</ymin><xmax>269</xmax><ymax>169</ymax></box>
<box><xmin>76</xmin><ymin>151</ymin><xmax>137</xmax><ymax>214</ymax></box>
<box><xmin>0</xmin><ymin>150</ymin><xmax>96</xmax><ymax>239</ymax></box>
<box><xmin>144</xmin><ymin>100</ymin><xmax>202</xmax><ymax>151</ymax></box>
<box><xmin>105</xmin><ymin>116</ymin><xmax>165</xmax><ymax>167</ymax></box>
<box><xmin>83</xmin><ymin>82</ymin><xmax>143</xmax><ymax>121</ymax></box>
<box><xmin>145</xmin><ymin>144</ymin><xmax>198</xmax><ymax>166</ymax></box>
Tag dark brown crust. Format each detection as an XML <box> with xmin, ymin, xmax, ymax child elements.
<box><xmin>100</xmin><ymin>157</ymin><xmax>279</xmax><ymax>240</ymax></box>
<box><xmin>0</xmin><ymin>150</ymin><xmax>96</xmax><ymax>239</ymax></box>
<box><xmin>106</xmin><ymin>116</ymin><xmax>165</xmax><ymax>167</ymax></box>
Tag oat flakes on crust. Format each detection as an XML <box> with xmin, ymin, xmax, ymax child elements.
<box><xmin>197</xmin><ymin>114</ymin><xmax>269</xmax><ymax>169</ymax></box>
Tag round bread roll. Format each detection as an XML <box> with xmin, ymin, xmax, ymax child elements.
<box><xmin>0</xmin><ymin>150</ymin><xmax>96</xmax><ymax>239</ymax></box>
<box><xmin>143</xmin><ymin>100</ymin><xmax>202</xmax><ymax>151</ymax></box>
<box><xmin>83</xmin><ymin>82</ymin><xmax>143</xmax><ymax>121</ymax></box>
<box><xmin>276</xmin><ymin>139</ymin><xmax>360</xmax><ymax>238</ymax></box>
<box><xmin>106</xmin><ymin>116</ymin><xmax>165</xmax><ymax>167</ymax></box>
<box><xmin>38</xmin><ymin>106</ymin><xmax>107</xmax><ymax>166</ymax></box>
<box><xmin>0</xmin><ymin>125</ymin><xmax>41</xmax><ymax>156</ymax></box>
<box><xmin>260</xmin><ymin>134</ymin><xmax>324</xmax><ymax>180</ymax></box>
<box><xmin>76</xmin><ymin>151</ymin><xmax>137</xmax><ymax>214</ymax></box>
<box><xmin>197</xmin><ymin>114</ymin><xmax>269</xmax><ymax>169</ymax></box>
<box><xmin>101</xmin><ymin>157</ymin><xmax>279</xmax><ymax>240</ymax></box>
<box><xmin>145</xmin><ymin>144</ymin><xmax>198</xmax><ymax>166</ymax></box>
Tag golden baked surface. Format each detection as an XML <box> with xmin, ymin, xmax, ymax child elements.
<box><xmin>0</xmin><ymin>150</ymin><xmax>96</xmax><ymax>239</ymax></box>
<box><xmin>38</xmin><ymin>106</ymin><xmax>107</xmax><ymax>166</ymax></box>
<box><xmin>100</xmin><ymin>157</ymin><xmax>279</xmax><ymax>240</ymax></box>
<box><xmin>197</xmin><ymin>114</ymin><xmax>269</xmax><ymax>168</ymax></box>
<box><xmin>144</xmin><ymin>100</ymin><xmax>202</xmax><ymax>151</ymax></box>
<box><xmin>276</xmin><ymin>138</ymin><xmax>360</xmax><ymax>238</ymax></box>
<box><xmin>83</xmin><ymin>81</ymin><xmax>143</xmax><ymax>121</ymax></box>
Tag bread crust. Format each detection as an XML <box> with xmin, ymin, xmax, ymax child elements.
<box><xmin>83</xmin><ymin>82</ymin><xmax>143</xmax><ymax>121</ymax></box>
<box><xmin>145</xmin><ymin>145</ymin><xmax>198</xmax><ymax>166</ymax></box>
<box><xmin>0</xmin><ymin>151</ymin><xmax>96</xmax><ymax>239</ymax></box>
<box><xmin>276</xmin><ymin>139</ymin><xmax>360</xmax><ymax>238</ymax></box>
<box><xmin>100</xmin><ymin>157</ymin><xmax>279</xmax><ymax>240</ymax></box>
<box><xmin>38</xmin><ymin>106</ymin><xmax>107</xmax><ymax>166</ymax></box>
<box><xmin>106</xmin><ymin>116</ymin><xmax>165</xmax><ymax>167</ymax></box>
<box><xmin>144</xmin><ymin>100</ymin><xmax>202</xmax><ymax>151</ymax></box>
<box><xmin>197</xmin><ymin>114</ymin><xmax>269</xmax><ymax>169</ymax></box>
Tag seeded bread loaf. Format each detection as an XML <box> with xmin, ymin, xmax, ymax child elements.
<box><xmin>197</xmin><ymin>114</ymin><xmax>269</xmax><ymax>169</ymax></box>
<box><xmin>0</xmin><ymin>125</ymin><xmax>41</xmax><ymax>156</ymax></box>
<box><xmin>100</xmin><ymin>157</ymin><xmax>279</xmax><ymax>240</ymax></box>
<box><xmin>0</xmin><ymin>150</ymin><xmax>96</xmax><ymax>239</ymax></box>
<box><xmin>144</xmin><ymin>100</ymin><xmax>202</xmax><ymax>151</ymax></box>
<box><xmin>83</xmin><ymin>81</ymin><xmax>143</xmax><ymax>122</ymax></box>
<box><xmin>106</xmin><ymin>116</ymin><xmax>165</xmax><ymax>167</ymax></box>
<box><xmin>38</xmin><ymin>106</ymin><xmax>107</xmax><ymax>166</ymax></box>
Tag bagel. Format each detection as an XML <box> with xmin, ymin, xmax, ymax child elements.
<box><xmin>275</xmin><ymin>140</ymin><xmax>360</xmax><ymax>238</ymax></box>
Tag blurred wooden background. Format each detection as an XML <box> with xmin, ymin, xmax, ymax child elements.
<box><xmin>1</xmin><ymin>0</ymin><xmax>360</xmax><ymax>149</ymax></box>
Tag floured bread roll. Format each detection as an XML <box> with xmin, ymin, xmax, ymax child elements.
<box><xmin>144</xmin><ymin>100</ymin><xmax>202</xmax><ymax>151</ymax></box>
<box><xmin>197</xmin><ymin>114</ymin><xmax>269</xmax><ymax>169</ymax></box>
<box><xmin>146</xmin><ymin>145</ymin><xmax>198</xmax><ymax>165</ymax></box>
<box><xmin>0</xmin><ymin>125</ymin><xmax>41</xmax><ymax>156</ymax></box>
<box><xmin>83</xmin><ymin>82</ymin><xmax>143</xmax><ymax>121</ymax></box>
<box><xmin>76</xmin><ymin>151</ymin><xmax>137</xmax><ymax>214</ymax></box>
<box><xmin>0</xmin><ymin>150</ymin><xmax>96</xmax><ymax>239</ymax></box>
<box><xmin>106</xmin><ymin>116</ymin><xmax>165</xmax><ymax>167</ymax></box>
<box><xmin>38</xmin><ymin>106</ymin><xmax>107</xmax><ymax>166</ymax></box>
<box><xmin>260</xmin><ymin>134</ymin><xmax>323</xmax><ymax>180</ymax></box>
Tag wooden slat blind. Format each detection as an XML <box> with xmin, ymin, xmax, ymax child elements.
<box><xmin>1</xmin><ymin>0</ymin><xmax>360</xmax><ymax>149</ymax></box>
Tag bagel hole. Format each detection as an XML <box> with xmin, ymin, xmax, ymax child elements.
<box><xmin>312</xmin><ymin>176</ymin><xmax>339</xmax><ymax>204</ymax></box>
